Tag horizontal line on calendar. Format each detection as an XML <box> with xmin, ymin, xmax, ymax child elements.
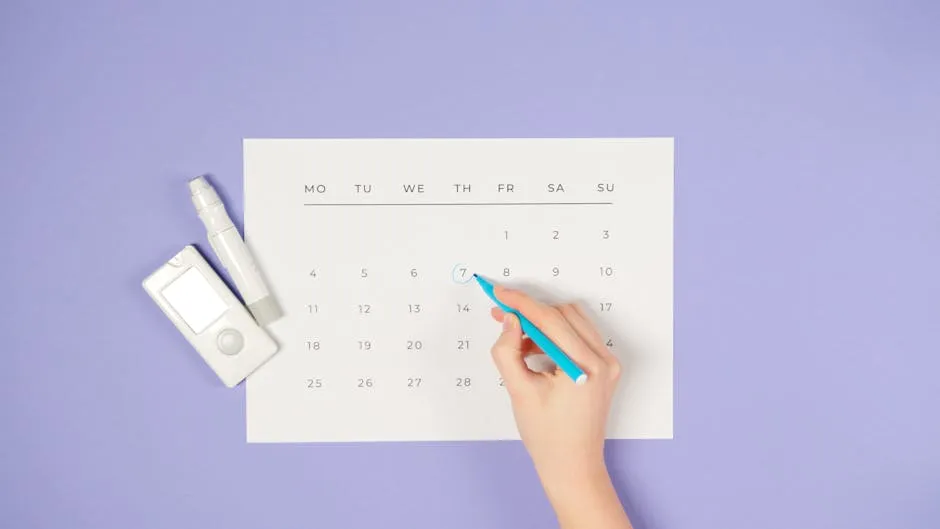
<box><xmin>302</xmin><ymin>201</ymin><xmax>615</xmax><ymax>207</ymax></box>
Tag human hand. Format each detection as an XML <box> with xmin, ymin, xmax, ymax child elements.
<box><xmin>487</xmin><ymin>285</ymin><xmax>626</xmax><ymax>517</ymax></box>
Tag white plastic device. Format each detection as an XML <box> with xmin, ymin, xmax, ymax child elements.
<box><xmin>189</xmin><ymin>175</ymin><xmax>282</xmax><ymax>326</ymax></box>
<box><xmin>142</xmin><ymin>245</ymin><xmax>279</xmax><ymax>387</ymax></box>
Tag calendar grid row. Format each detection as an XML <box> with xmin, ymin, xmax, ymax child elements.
<box><xmin>291</xmin><ymin>322</ymin><xmax>620</xmax><ymax>357</ymax></box>
<box><xmin>291</xmin><ymin>261</ymin><xmax>623</xmax><ymax>285</ymax></box>
<box><xmin>297</xmin><ymin>373</ymin><xmax>511</xmax><ymax>393</ymax></box>
<box><xmin>283</xmin><ymin>350</ymin><xmax>521</xmax><ymax>396</ymax></box>
<box><xmin>296</xmin><ymin>214</ymin><xmax>624</xmax><ymax>244</ymax></box>
<box><xmin>291</xmin><ymin>294</ymin><xmax>619</xmax><ymax>329</ymax></box>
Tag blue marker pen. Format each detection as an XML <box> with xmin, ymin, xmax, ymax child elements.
<box><xmin>472</xmin><ymin>274</ymin><xmax>587</xmax><ymax>385</ymax></box>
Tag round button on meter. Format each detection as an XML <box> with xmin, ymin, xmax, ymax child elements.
<box><xmin>216</xmin><ymin>328</ymin><xmax>244</xmax><ymax>355</ymax></box>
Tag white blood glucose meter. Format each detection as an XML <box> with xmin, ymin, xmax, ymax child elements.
<box><xmin>143</xmin><ymin>245</ymin><xmax>279</xmax><ymax>387</ymax></box>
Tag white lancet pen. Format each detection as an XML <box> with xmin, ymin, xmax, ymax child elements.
<box><xmin>188</xmin><ymin>175</ymin><xmax>283</xmax><ymax>326</ymax></box>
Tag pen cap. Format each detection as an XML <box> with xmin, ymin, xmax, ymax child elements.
<box><xmin>189</xmin><ymin>175</ymin><xmax>223</xmax><ymax>212</ymax></box>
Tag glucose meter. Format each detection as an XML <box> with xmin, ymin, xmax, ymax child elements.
<box><xmin>142</xmin><ymin>245</ymin><xmax>279</xmax><ymax>387</ymax></box>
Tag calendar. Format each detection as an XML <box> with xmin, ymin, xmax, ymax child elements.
<box><xmin>243</xmin><ymin>138</ymin><xmax>674</xmax><ymax>442</ymax></box>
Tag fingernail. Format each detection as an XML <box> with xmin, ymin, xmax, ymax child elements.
<box><xmin>503</xmin><ymin>313</ymin><xmax>516</xmax><ymax>330</ymax></box>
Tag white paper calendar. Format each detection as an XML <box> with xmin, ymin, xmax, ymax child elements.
<box><xmin>243</xmin><ymin>138</ymin><xmax>674</xmax><ymax>442</ymax></box>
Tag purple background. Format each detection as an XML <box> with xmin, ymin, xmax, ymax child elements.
<box><xmin>2</xmin><ymin>1</ymin><xmax>938</xmax><ymax>528</ymax></box>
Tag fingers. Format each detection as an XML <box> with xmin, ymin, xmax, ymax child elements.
<box><xmin>491</xmin><ymin>311</ymin><xmax>539</xmax><ymax>353</ymax></box>
<box><xmin>519</xmin><ymin>337</ymin><xmax>541</xmax><ymax>357</ymax></box>
<box><xmin>557</xmin><ymin>303</ymin><xmax>621</xmax><ymax>380</ymax></box>
<box><xmin>494</xmin><ymin>286</ymin><xmax>606</xmax><ymax>377</ymax></box>
<box><xmin>491</xmin><ymin>294</ymin><xmax>620</xmax><ymax>381</ymax></box>
<box><xmin>490</xmin><ymin>312</ymin><xmax>539</xmax><ymax>393</ymax></box>
<box><xmin>556</xmin><ymin>303</ymin><xmax>613</xmax><ymax>360</ymax></box>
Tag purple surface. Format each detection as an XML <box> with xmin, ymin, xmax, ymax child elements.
<box><xmin>2</xmin><ymin>1</ymin><xmax>939</xmax><ymax>528</ymax></box>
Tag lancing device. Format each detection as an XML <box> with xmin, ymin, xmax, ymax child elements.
<box><xmin>189</xmin><ymin>175</ymin><xmax>283</xmax><ymax>326</ymax></box>
<box><xmin>473</xmin><ymin>274</ymin><xmax>587</xmax><ymax>384</ymax></box>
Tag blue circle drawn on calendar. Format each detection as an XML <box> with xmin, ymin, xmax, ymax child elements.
<box><xmin>452</xmin><ymin>263</ymin><xmax>473</xmax><ymax>284</ymax></box>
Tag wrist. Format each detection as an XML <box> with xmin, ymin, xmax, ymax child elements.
<box><xmin>537</xmin><ymin>454</ymin><xmax>610</xmax><ymax>502</ymax></box>
<box><xmin>540</xmin><ymin>460</ymin><xmax>630</xmax><ymax>529</ymax></box>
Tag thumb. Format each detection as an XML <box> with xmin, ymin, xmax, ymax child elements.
<box><xmin>491</xmin><ymin>312</ymin><xmax>537</xmax><ymax>392</ymax></box>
